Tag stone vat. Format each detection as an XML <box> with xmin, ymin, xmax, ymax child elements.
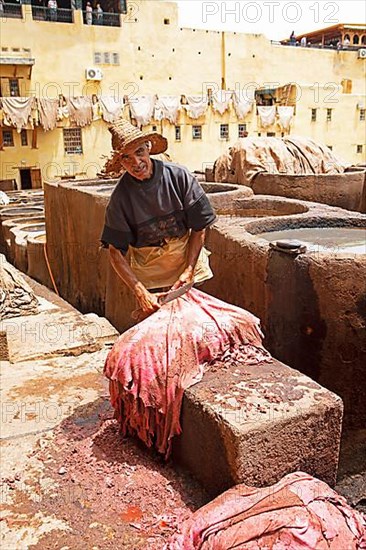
<box><xmin>9</xmin><ymin>222</ymin><xmax>46</xmax><ymax>272</ymax></box>
<box><xmin>252</xmin><ymin>171</ymin><xmax>366</xmax><ymax>213</ymax></box>
<box><xmin>26</xmin><ymin>233</ymin><xmax>53</xmax><ymax>290</ymax></box>
<box><xmin>202</xmin><ymin>202</ymin><xmax>366</xmax><ymax>428</ymax></box>
<box><xmin>0</xmin><ymin>215</ymin><xmax>45</xmax><ymax>257</ymax></box>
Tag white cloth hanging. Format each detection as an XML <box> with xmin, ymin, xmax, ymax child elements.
<box><xmin>92</xmin><ymin>101</ymin><xmax>101</xmax><ymax>121</ymax></box>
<box><xmin>257</xmin><ymin>105</ymin><xmax>276</xmax><ymax>128</ymax></box>
<box><xmin>128</xmin><ymin>95</ymin><xmax>156</xmax><ymax>127</ymax></box>
<box><xmin>211</xmin><ymin>90</ymin><xmax>232</xmax><ymax>115</ymax></box>
<box><xmin>57</xmin><ymin>105</ymin><xmax>69</xmax><ymax>120</ymax></box>
<box><xmin>278</xmin><ymin>106</ymin><xmax>294</xmax><ymax>130</ymax></box>
<box><xmin>1</xmin><ymin>97</ymin><xmax>35</xmax><ymax>132</ymax></box>
<box><xmin>38</xmin><ymin>98</ymin><xmax>59</xmax><ymax>131</ymax></box>
<box><xmin>99</xmin><ymin>96</ymin><xmax>123</xmax><ymax>123</ymax></box>
<box><xmin>154</xmin><ymin>96</ymin><xmax>181</xmax><ymax>124</ymax></box>
<box><xmin>184</xmin><ymin>95</ymin><xmax>208</xmax><ymax>119</ymax></box>
<box><xmin>232</xmin><ymin>91</ymin><xmax>254</xmax><ymax>119</ymax></box>
<box><xmin>67</xmin><ymin>96</ymin><xmax>93</xmax><ymax>127</ymax></box>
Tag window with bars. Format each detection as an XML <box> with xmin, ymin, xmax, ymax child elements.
<box><xmin>9</xmin><ymin>79</ymin><xmax>20</xmax><ymax>97</ymax></box>
<box><xmin>21</xmin><ymin>130</ymin><xmax>28</xmax><ymax>146</ymax></box>
<box><xmin>63</xmin><ymin>128</ymin><xmax>83</xmax><ymax>154</ymax></box>
<box><xmin>2</xmin><ymin>130</ymin><xmax>14</xmax><ymax>147</ymax></box>
<box><xmin>94</xmin><ymin>52</ymin><xmax>102</xmax><ymax>64</ymax></box>
<box><xmin>357</xmin><ymin>145</ymin><xmax>363</xmax><ymax>154</ymax></box>
<box><xmin>360</xmin><ymin>109</ymin><xmax>365</xmax><ymax>121</ymax></box>
<box><xmin>267</xmin><ymin>132</ymin><xmax>276</xmax><ymax>137</ymax></box>
<box><xmin>112</xmin><ymin>52</ymin><xmax>120</xmax><ymax>65</ymax></box>
<box><xmin>326</xmin><ymin>109</ymin><xmax>332</xmax><ymax>122</ymax></box>
<box><xmin>192</xmin><ymin>125</ymin><xmax>202</xmax><ymax>140</ymax></box>
<box><xmin>175</xmin><ymin>126</ymin><xmax>181</xmax><ymax>141</ymax></box>
<box><xmin>103</xmin><ymin>52</ymin><xmax>110</xmax><ymax>64</ymax></box>
<box><xmin>220</xmin><ymin>124</ymin><xmax>229</xmax><ymax>139</ymax></box>
<box><xmin>238</xmin><ymin>123</ymin><xmax>247</xmax><ymax>138</ymax></box>
<box><xmin>311</xmin><ymin>108</ymin><xmax>317</xmax><ymax>122</ymax></box>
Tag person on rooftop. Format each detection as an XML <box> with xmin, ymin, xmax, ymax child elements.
<box><xmin>85</xmin><ymin>1</ymin><xmax>92</xmax><ymax>24</ymax></box>
<box><xmin>101</xmin><ymin>120</ymin><xmax>216</xmax><ymax>317</ymax></box>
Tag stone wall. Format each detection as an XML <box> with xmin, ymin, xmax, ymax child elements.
<box><xmin>252</xmin><ymin>171</ymin><xmax>366</xmax><ymax>213</ymax></box>
<box><xmin>44</xmin><ymin>180</ymin><xmax>111</xmax><ymax>316</ymax></box>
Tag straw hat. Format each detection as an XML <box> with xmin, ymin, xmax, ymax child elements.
<box><xmin>109</xmin><ymin>119</ymin><xmax>168</xmax><ymax>155</ymax></box>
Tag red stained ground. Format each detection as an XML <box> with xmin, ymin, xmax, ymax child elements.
<box><xmin>25</xmin><ymin>396</ymin><xmax>208</xmax><ymax>549</ymax></box>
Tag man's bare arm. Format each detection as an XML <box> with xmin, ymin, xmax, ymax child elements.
<box><xmin>171</xmin><ymin>229</ymin><xmax>205</xmax><ymax>290</ymax></box>
<box><xmin>109</xmin><ymin>245</ymin><xmax>160</xmax><ymax>314</ymax></box>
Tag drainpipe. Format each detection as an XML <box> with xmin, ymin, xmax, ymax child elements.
<box><xmin>221</xmin><ymin>32</ymin><xmax>226</xmax><ymax>90</ymax></box>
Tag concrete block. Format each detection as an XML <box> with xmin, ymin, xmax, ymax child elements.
<box><xmin>173</xmin><ymin>359</ymin><xmax>343</xmax><ymax>498</ymax></box>
<box><xmin>0</xmin><ymin>348</ymin><xmax>109</xmax><ymax>442</ymax></box>
<box><xmin>0</xmin><ymin>307</ymin><xmax>118</xmax><ymax>363</ymax></box>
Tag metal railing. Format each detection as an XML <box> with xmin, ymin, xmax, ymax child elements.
<box><xmin>0</xmin><ymin>3</ymin><xmax>23</xmax><ymax>19</ymax></box>
<box><xmin>31</xmin><ymin>6</ymin><xmax>73</xmax><ymax>23</ymax></box>
<box><xmin>82</xmin><ymin>10</ymin><xmax>121</xmax><ymax>27</ymax></box>
<box><xmin>272</xmin><ymin>40</ymin><xmax>364</xmax><ymax>52</ymax></box>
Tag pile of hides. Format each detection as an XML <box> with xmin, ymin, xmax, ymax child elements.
<box><xmin>166</xmin><ymin>471</ymin><xmax>366</xmax><ymax>549</ymax></box>
<box><xmin>0</xmin><ymin>254</ymin><xmax>39</xmax><ymax>320</ymax></box>
<box><xmin>104</xmin><ymin>288</ymin><xmax>271</xmax><ymax>457</ymax></box>
<box><xmin>0</xmin><ymin>191</ymin><xmax>10</xmax><ymax>206</ymax></box>
<box><xmin>213</xmin><ymin>136</ymin><xmax>351</xmax><ymax>186</ymax></box>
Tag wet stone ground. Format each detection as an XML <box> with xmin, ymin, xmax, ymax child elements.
<box><xmin>4</xmin><ymin>398</ymin><xmax>364</xmax><ymax>550</ymax></box>
<box><xmin>2</xmin><ymin>395</ymin><xmax>365</xmax><ymax>549</ymax></box>
<box><xmin>3</xmin><ymin>397</ymin><xmax>208</xmax><ymax>550</ymax></box>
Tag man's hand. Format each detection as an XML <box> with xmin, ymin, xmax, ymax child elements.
<box><xmin>134</xmin><ymin>285</ymin><xmax>161</xmax><ymax>315</ymax></box>
<box><xmin>170</xmin><ymin>266</ymin><xmax>194</xmax><ymax>291</ymax></box>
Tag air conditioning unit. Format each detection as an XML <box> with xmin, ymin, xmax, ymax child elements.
<box><xmin>358</xmin><ymin>49</ymin><xmax>366</xmax><ymax>59</ymax></box>
<box><xmin>85</xmin><ymin>67</ymin><xmax>103</xmax><ymax>80</ymax></box>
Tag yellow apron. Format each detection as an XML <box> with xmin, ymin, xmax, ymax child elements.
<box><xmin>128</xmin><ymin>232</ymin><xmax>213</xmax><ymax>290</ymax></box>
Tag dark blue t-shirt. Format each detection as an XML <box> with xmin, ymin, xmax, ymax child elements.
<box><xmin>101</xmin><ymin>160</ymin><xmax>216</xmax><ymax>254</ymax></box>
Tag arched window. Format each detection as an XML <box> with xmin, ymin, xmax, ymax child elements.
<box><xmin>361</xmin><ymin>35</ymin><xmax>366</xmax><ymax>45</ymax></box>
<box><xmin>353</xmin><ymin>35</ymin><xmax>360</xmax><ymax>44</ymax></box>
<box><xmin>344</xmin><ymin>34</ymin><xmax>350</xmax><ymax>41</ymax></box>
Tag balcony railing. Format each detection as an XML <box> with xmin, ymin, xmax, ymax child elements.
<box><xmin>82</xmin><ymin>10</ymin><xmax>121</xmax><ymax>27</ymax></box>
<box><xmin>1</xmin><ymin>3</ymin><xmax>22</xmax><ymax>19</ymax></box>
<box><xmin>272</xmin><ymin>40</ymin><xmax>364</xmax><ymax>52</ymax></box>
<box><xmin>31</xmin><ymin>6</ymin><xmax>73</xmax><ymax>24</ymax></box>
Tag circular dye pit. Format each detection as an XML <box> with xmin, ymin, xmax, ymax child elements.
<box><xmin>95</xmin><ymin>186</ymin><xmax>115</xmax><ymax>194</ymax></box>
<box><xmin>0</xmin><ymin>207</ymin><xmax>44</xmax><ymax>218</ymax></box>
<box><xmin>33</xmin><ymin>233</ymin><xmax>46</xmax><ymax>243</ymax></box>
<box><xmin>258</xmin><ymin>227</ymin><xmax>366</xmax><ymax>255</ymax></box>
<box><xmin>232</xmin><ymin>198</ymin><xmax>308</xmax><ymax>217</ymax></box>
<box><xmin>202</xmin><ymin>182</ymin><xmax>239</xmax><ymax>194</ymax></box>
<box><xmin>20</xmin><ymin>224</ymin><xmax>45</xmax><ymax>233</ymax></box>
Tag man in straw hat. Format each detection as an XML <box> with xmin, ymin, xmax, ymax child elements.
<box><xmin>101</xmin><ymin>119</ymin><xmax>216</xmax><ymax>316</ymax></box>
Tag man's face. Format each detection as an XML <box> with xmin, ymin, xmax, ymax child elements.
<box><xmin>120</xmin><ymin>142</ymin><xmax>153</xmax><ymax>181</ymax></box>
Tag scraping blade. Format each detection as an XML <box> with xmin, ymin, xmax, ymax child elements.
<box><xmin>159</xmin><ymin>282</ymin><xmax>194</xmax><ymax>305</ymax></box>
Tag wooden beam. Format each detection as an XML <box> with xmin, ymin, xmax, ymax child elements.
<box><xmin>32</xmin><ymin>127</ymin><xmax>37</xmax><ymax>149</ymax></box>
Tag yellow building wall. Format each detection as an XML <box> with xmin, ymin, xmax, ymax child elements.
<box><xmin>1</xmin><ymin>1</ymin><xmax>365</xmax><ymax>187</ymax></box>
